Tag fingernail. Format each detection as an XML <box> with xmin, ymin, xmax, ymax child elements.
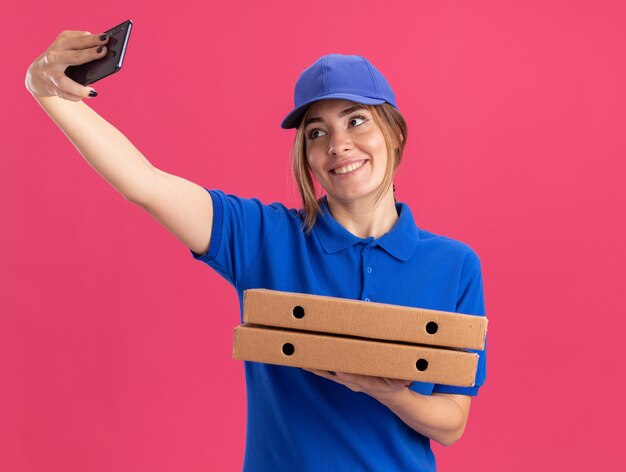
<box><xmin>89</xmin><ymin>90</ymin><xmax>98</xmax><ymax>97</ymax></box>
<box><xmin>328</xmin><ymin>371</ymin><xmax>336</xmax><ymax>376</ymax></box>
<box><xmin>99</xmin><ymin>34</ymin><xmax>108</xmax><ymax>41</ymax></box>
<box><xmin>97</xmin><ymin>46</ymin><xmax>103</xmax><ymax>53</ymax></box>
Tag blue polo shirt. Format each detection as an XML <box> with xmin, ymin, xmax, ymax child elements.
<box><xmin>191</xmin><ymin>189</ymin><xmax>487</xmax><ymax>472</ymax></box>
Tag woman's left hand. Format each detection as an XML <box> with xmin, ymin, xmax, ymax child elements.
<box><xmin>303</xmin><ymin>368</ymin><xmax>412</xmax><ymax>397</ymax></box>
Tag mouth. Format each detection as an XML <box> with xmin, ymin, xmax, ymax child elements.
<box><xmin>330</xmin><ymin>160</ymin><xmax>367</xmax><ymax>176</ymax></box>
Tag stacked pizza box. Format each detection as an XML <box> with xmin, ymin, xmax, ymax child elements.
<box><xmin>233</xmin><ymin>289</ymin><xmax>488</xmax><ymax>387</ymax></box>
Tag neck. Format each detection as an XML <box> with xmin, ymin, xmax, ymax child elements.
<box><xmin>326</xmin><ymin>189</ymin><xmax>399</xmax><ymax>239</ymax></box>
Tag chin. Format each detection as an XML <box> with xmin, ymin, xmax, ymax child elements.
<box><xmin>328</xmin><ymin>188</ymin><xmax>379</xmax><ymax>203</ymax></box>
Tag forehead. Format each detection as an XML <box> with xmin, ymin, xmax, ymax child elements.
<box><xmin>305</xmin><ymin>99</ymin><xmax>363</xmax><ymax>116</ymax></box>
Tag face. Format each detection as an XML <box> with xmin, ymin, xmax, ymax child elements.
<box><xmin>303</xmin><ymin>99</ymin><xmax>389</xmax><ymax>205</ymax></box>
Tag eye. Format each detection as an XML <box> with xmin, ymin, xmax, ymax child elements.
<box><xmin>348</xmin><ymin>115</ymin><xmax>367</xmax><ymax>127</ymax></box>
<box><xmin>307</xmin><ymin>128</ymin><xmax>327</xmax><ymax>140</ymax></box>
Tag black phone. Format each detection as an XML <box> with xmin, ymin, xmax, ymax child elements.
<box><xmin>65</xmin><ymin>19</ymin><xmax>133</xmax><ymax>86</ymax></box>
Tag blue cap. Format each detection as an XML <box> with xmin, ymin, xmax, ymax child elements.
<box><xmin>281</xmin><ymin>54</ymin><xmax>398</xmax><ymax>129</ymax></box>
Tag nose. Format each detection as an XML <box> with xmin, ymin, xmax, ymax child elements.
<box><xmin>328</xmin><ymin>128</ymin><xmax>353</xmax><ymax>157</ymax></box>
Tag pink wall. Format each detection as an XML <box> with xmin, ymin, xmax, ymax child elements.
<box><xmin>3</xmin><ymin>1</ymin><xmax>625</xmax><ymax>470</ymax></box>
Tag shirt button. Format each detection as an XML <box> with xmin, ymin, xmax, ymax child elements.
<box><xmin>364</xmin><ymin>297</ymin><xmax>370</xmax><ymax>302</ymax></box>
<box><xmin>367</xmin><ymin>266</ymin><xmax>373</xmax><ymax>274</ymax></box>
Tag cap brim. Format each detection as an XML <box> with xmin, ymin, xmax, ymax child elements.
<box><xmin>280</xmin><ymin>93</ymin><xmax>386</xmax><ymax>129</ymax></box>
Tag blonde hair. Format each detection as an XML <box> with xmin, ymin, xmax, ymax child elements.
<box><xmin>291</xmin><ymin>102</ymin><xmax>408</xmax><ymax>235</ymax></box>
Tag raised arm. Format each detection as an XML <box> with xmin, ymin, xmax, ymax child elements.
<box><xmin>25</xmin><ymin>30</ymin><xmax>213</xmax><ymax>256</ymax></box>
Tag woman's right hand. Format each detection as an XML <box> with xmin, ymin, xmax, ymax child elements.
<box><xmin>25</xmin><ymin>30</ymin><xmax>110</xmax><ymax>101</ymax></box>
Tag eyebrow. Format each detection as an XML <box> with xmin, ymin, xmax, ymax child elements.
<box><xmin>304</xmin><ymin>105</ymin><xmax>367</xmax><ymax>128</ymax></box>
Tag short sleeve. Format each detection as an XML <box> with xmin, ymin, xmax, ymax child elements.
<box><xmin>432</xmin><ymin>249</ymin><xmax>488</xmax><ymax>396</ymax></box>
<box><xmin>189</xmin><ymin>189</ymin><xmax>284</xmax><ymax>289</ymax></box>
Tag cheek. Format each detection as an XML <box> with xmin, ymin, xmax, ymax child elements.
<box><xmin>305</xmin><ymin>151</ymin><xmax>325</xmax><ymax>175</ymax></box>
<box><xmin>374</xmin><ymin>136</ymin><xmax>389</xmax><ymax>163</ymax></box>
<box><xmin>356</xmin><ymin>128</ymin><xmax>387</xmax><ymax>155</ymax></box>
<box><xmin>373</xmin><ymin>131</ymin><xmax>387</xmax><ymax>153</ymax></box>
<box><xmin>364</xmin><ymin>140</ymin><xmax>388</xmax><ymax>167</ymax></box>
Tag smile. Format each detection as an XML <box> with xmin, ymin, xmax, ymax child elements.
<box><xmin>331</xmin><ymin>160</ymin><xmax>366</xmax><ymax>175</ymax></box>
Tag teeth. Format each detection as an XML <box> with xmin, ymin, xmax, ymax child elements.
<box><xmin>333</xmin><ymin>161</ymin><xmax>365</xmax><ymax>175</ymax></box>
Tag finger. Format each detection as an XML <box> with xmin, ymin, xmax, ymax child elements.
<box><xmin>304</xmin><ymin>369</ymin><xmax>357</xmax><ymax>388</ymax></box>
<box><xmin>53</xmin><ymin>30</ymin><xmax>90</xmax><ymax>47</ymax></box>
<box><xmin>303</xmin><ymin>368</ymin><xmax>324</xmax><ymax>375</ymax></box>
<box><xmin>303</xmin><ymin>368</ymin><xmax>337</xmax><ymax>380</ymax></box>
<box><xmin>63</xmin><ymin>30</ymin><xmax>92</xmax><ymax>35</ymax></box>
<box><xmin>56</xmin><ymin>72</ymin><xmax>98</xmax><ymax>100</ymax></box>
<box><xmin>76</xmin><ymin>32</ymin><xmax>110</xmax><ymax>49</ymax></box>
<box><xmin>56</xmin><ymin>44</ymin><xmax>107</xmax><ymax>67</ymax></box>
<box><xmin>57</xmin><ymin>31</ymin><xmax>109</xmax><ymax>51</ymax></box>
<box><xmin>307</xmin><ymin>370</ymin><xmax>358</xmax><ymax>381</ymax></box>
<box><xmin>56</xmin><ymin>30</ymin><xmax>91</xmax><ymax>40</ymax></box>
<box><xmin>334</xmin><ymin>371</ymin><xmax>364</xmax><ymax>381</ymax></box>
<box><xmin>394</xmin><ymin>377</ymin><xmax>412</xmax><ymax>386</ymax></box>
<box><xmin>385</xmin><ymin>377</ymin><xmax>413</xmax><ymax>388</ymax></box>
<box><xmin>57</xmin><ymin>88</ymin><xmax>89</xmax><ymax>102</ymax></box>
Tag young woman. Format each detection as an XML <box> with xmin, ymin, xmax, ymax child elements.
<box><xmin>26</xmin><ymin>31</ymin><xmax>487</xmax><ymax>471</ymax></box>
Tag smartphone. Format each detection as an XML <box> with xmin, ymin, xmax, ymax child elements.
<box><xmin>65</xmin><ymin>19</ymin><xmax>133</xmax><ymax>86</ymax></box>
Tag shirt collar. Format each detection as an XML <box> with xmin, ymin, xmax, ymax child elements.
<box><xmin>313</xmin><ymin>195</ymin><xmax>420</xmax><ymax>261</ymax></box>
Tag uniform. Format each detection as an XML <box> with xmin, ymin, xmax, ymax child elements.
<box><xmin>191</xmin><ymin>188</ymin><xmax>487</xmax><ymax>472</ymax></box>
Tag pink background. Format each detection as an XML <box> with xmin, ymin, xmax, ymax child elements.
<box><xmin>2</xmin><ymin>1</ymin><xmax>625</xmax><ymax>470</ymax></box>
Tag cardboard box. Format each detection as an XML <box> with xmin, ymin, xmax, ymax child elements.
<box><xmin>243</xmin><ymin>289</ymin><xmax>488</xmax><ymax>350</ymax></box>
<box><xmin>233</xmin><ymin>324</ymin><xmax>479</xmax><ymax>386</ymax></box>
